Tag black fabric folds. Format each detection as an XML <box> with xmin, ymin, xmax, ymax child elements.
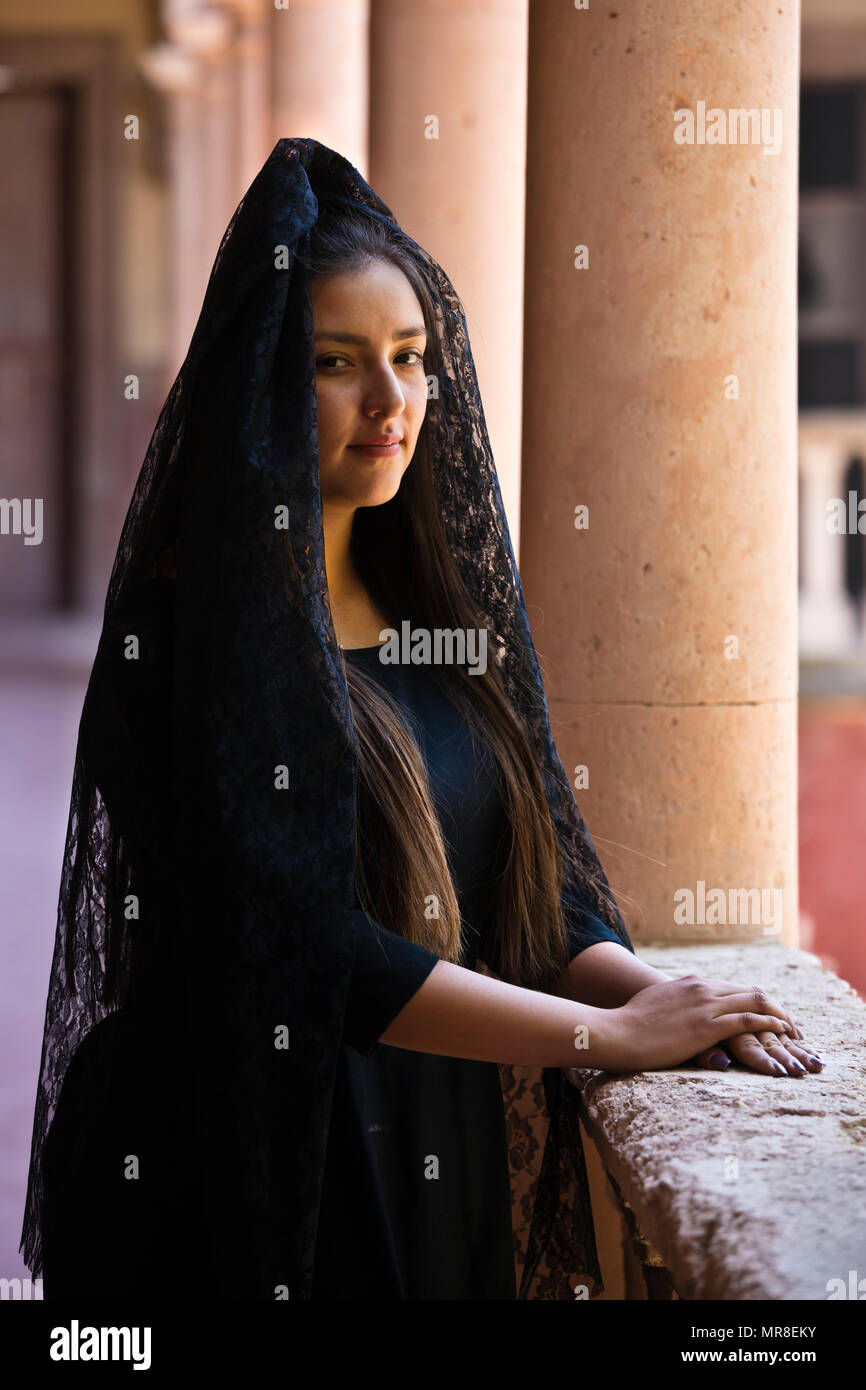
<box><xmin>19</xmin><ymin>137</ymin><xmax>634</xmax><ymax>1300</ymax></box>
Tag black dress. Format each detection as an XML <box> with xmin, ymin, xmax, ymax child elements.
<box><xmin>311</xmin><ymin>645</ymin><xmax>625</xmax><ymax>1301</ymax></box>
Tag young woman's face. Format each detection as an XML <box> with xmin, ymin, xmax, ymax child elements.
<box><xmin>312</xmin><ymin>259</ymin><xmax>429</xmax><ymax>511</ymax></box>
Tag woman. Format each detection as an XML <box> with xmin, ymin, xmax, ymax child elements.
<box><xmin>21</xmin><ymin>139</ymin><xmax>821</xmax><ymax>1303</ymax></box>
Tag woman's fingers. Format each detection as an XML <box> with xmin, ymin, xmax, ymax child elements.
<box><xmin>699</xmin><ymin>978</ymin><xmax>800</xmax><ymax>1039</ymax></box>
<box><xmin>708</xmin><ymin>986</ymin><xmax>793</xmax><ymax>1032</ymax></box>
<box><xmin>756</xmin><ymin>1033</ymin><xmax>825</xmax><ymax>1073</ymax></box>
<box><xmin>693</xmin><ymin>1031</ymin><xmax>826</xmax><ymax>1075</ymax></box>
<box><xmin>692</xmin><ymin>1045</ymin><xmax>732</xmax><ymax>1070</ymax></box>
<box><xmin>785</xmin><ymin>1038</ymin><xmax>825</xmax><ymax>1069</ymax></box>
<box><xmin>726</xmin><ymin>1033</ymin><xmax>783</xmax><ymax>1074</ymax></box>
<box><xmin>729</xmin><ymin>1031</ymin><xmax>803</xmax><ymax>1075</ymax></box>
<box><xmin>693</xmin><ymin>1035</ymin><xmax>785</xmax><ymax>1076</ymax></box>
<box><xmin>716</xmin><ymin>1010</ymin><xmax>790</xmax><ymax>1038</ymax></box>
<box><xmin>692</xmin><ymin>1039</ymin><xmax>778</xmax><ymax>1078</ymax></box>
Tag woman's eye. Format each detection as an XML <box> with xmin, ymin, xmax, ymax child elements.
<box><xmin>316</xmin><ymin>349</ymin><xmax>425</xmax><ymax>369</ymax></box>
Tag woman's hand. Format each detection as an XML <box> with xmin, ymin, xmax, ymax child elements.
<box><xmin>602</xmin><ymin>974</ymin><xmax>798</xmax><ymax>1073</ymax></box>
<box><xmin>680</xmin><ymin>975</ymin><xmax>825</xmax><ymax>1076</ymax></box>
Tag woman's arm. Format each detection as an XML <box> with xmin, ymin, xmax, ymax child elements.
<box><xmin>379</xmin><ymin>958</ymin><xmax>794</xmax><ymax>1072</ymax></box>
<box><xmin>380</xmin><ymin>959</ymin><xmax>614</xmax><ymax>1067</ymax></box>
<box><xmin>553</xmin><ymin>939</ymin><xmax>670</xmax><ymax>1008</ymax></box>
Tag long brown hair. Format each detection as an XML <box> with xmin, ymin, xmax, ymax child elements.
<box><xmin>302</xmin><ymin>206</ymin><xmax>620</xmax><ymax>993</ymax></box>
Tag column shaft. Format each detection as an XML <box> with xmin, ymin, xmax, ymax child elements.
<box><xmin>520</xmin><ymin>2</ymin><xmax>800</xmax><ymax>944</ymax></box>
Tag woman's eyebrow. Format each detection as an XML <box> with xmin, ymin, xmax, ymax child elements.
<box><xmin>313</xmin><ymin>325</ymin><xmax>428</xmax><ymax>344</ymax></box>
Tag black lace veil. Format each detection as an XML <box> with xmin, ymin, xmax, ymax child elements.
<box><xmin>20</xmin><ymin>137</ymin><xmax>633</xmax><ymax>1300</ymax></box>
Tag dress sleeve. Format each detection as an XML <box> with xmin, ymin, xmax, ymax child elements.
<box><xmin>341</xmin><ymin>907</ymin><xmax>440</xmax><ymax>1057</ymax></box>
<box><xmin>562</xmin><ymin>876</ymin><xmax>635</xmax><ymax>960</ymax></box>
<box><xmin>479</xmin><ymin>873</ymin><xmax>634</xmax><ymax>977</ymax></box>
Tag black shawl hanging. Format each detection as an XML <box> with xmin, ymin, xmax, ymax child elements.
<box><xmin>20</xmin><ymin>137</ymin><xmax>634</xmax><ymax>1300</ymax></box>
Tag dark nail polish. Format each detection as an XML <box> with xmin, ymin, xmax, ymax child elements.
<box><xmin>708</xmin><ymin>1053</ymin><xmax>730</xmax><ymax>1070</ymax></box>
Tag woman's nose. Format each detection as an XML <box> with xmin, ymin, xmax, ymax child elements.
<box><xmin>363</xmin><ymin>363</ymin><xmax>406</xmax><ymax>417</ymax></box>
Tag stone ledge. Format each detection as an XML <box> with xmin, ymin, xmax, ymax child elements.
<box><xmin>568</xmin><ymin>942</ymin><xmax>866</xmax><ymax>1300</ymax></box>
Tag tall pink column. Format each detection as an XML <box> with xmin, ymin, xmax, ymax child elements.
<box><xmin>368</xmin><ymin>0</ymin><xmax>528</xmax><ymax>546</ymax></box>
<box><xmin>230</xmin><ymin>0</ymin><xmax>271</xmax><ymax>194</ymax></box>
<box><xmin>270</xmin><ymin>0</ymin><xmax>368</xmax><ymax>175</ymax></box>
<box><xmin>520</xmin><ymin>2</ymin><xmax>800</xmax><ymax>946</ymax></box>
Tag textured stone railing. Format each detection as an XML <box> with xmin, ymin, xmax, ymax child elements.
<box><xmin>568</xmin><ymin>941</ymin><xmax>866</xmax><ymax>1301</ymax></box>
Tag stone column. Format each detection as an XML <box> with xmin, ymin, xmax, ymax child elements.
<box><xmin>137</xmin><ymin>40</ymin><xmax>209</xmax><ymax>378</ymax></box>
<box><xmin>222</xmin><ymin>0</ymin><xmax>270</xmax><ymax>194</ymax></box>
<box><xmin>140</xmin><ymin>0</ymin><xmax>246</xmax><ymax>376</ymax></box>
<box><xmin>200</xmin><ymin>37</ymin><xmax>239</xmax><ymax>244</ymax></box>
<box><xmin>270</xmin><ymin>0</ymin><xmax>368</xmax><ymax>174</ymax></box>
<box><xmin>520</xmin><ymin>2</ymin><xmax>800</xmax><ymax>945</ymax></box>
<box><xmin>368</xmin><ymin>0</ymin><xmax>528</xmax><ymax>549</ymax></box>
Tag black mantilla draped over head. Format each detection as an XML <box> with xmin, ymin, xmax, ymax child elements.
<box><xmin>20</xmin><ymin>137</ymin><xmax>634</xmax><ymax>1300</ymax></box>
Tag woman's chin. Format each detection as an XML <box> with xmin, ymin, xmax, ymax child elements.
<box><xmin>352</xmin><ymin>473</ymin><xmax>408</xmax><ymax>510</ymax></box>
<box><xmin>320</xmin><ymin>458</ymin><xmax>409</xmax><ymax>511</ymax></box>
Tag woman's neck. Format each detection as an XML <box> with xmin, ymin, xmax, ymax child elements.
<box><xmin>323</xmin><ymin>505</ymin><xmax>391</xmax><ymax>648</ymax></box>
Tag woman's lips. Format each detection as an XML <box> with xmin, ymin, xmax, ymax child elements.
<box><xmin>347</xmin><ymin>441</ymin><xmax>402</xmax><ymax>457</ymax></box>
